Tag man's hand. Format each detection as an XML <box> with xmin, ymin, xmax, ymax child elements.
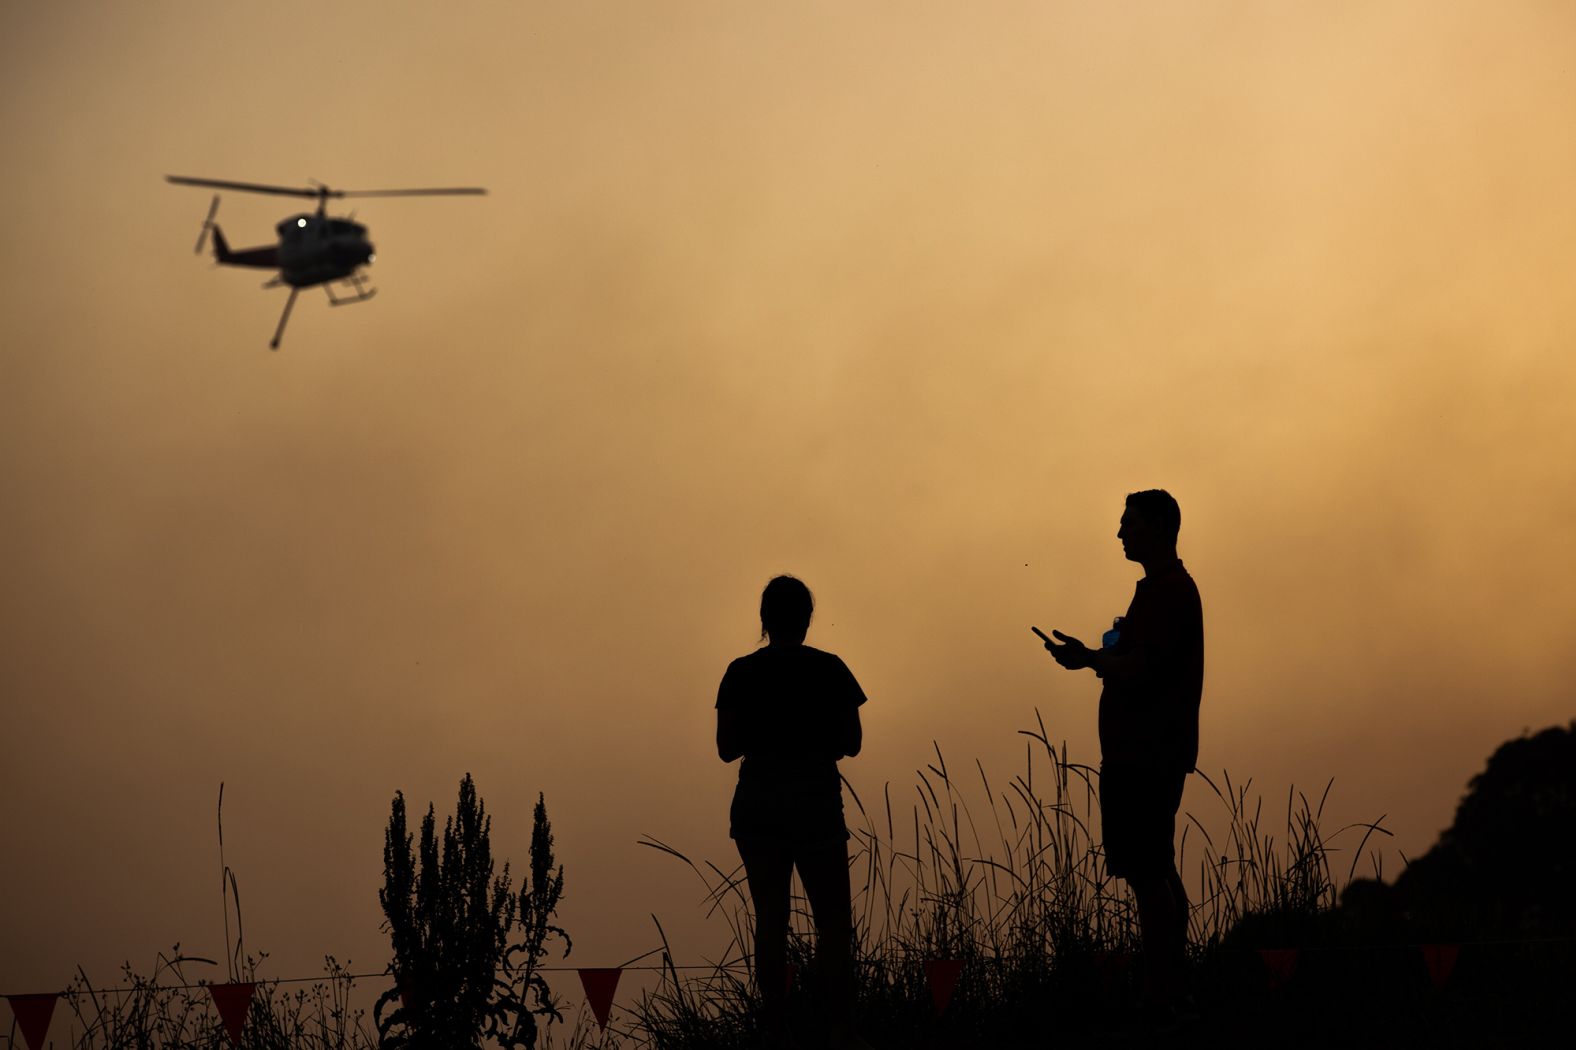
<box><xmin>1044</xmin><ymin>629</ymin><xmax>1096</xmax><ymax>671</ymax></box>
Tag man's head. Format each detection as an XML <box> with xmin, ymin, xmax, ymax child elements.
<box><xmin>1118</xmin><ymin>489</ymin><xmax>1181</xmax><ymax>565</ymax></box>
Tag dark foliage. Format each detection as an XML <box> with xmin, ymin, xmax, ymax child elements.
<box><xmin>376</xmin><ymin>775</ymin><xmax>568</xmax><ymax>1049</ymax></box>
<box><xmin>1405</xmin><ymin>719</ymin><xmax>1576</xmax><ymax>937</ymax></box>
<box><xmin>1339</xmin><ymin>720</ymin><xmax>1576</xmax><ymax>943</ymax></box>
<box><xmin>504</xmin><ymin>793</ymin><xmax>573</xmax><ymax>1049</ymax></box>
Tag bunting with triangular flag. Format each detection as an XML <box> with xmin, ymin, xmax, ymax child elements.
<box><xmin>6</xmin><ymin>994</ymin><xmax>58</xmax><ymax>1050</ymax></box>
<box><xmin>209</xmin><ymin>981</ymin><xmax>256</xmax><ymax>1045</ymax></box>
<box><xmin>577</xmin><ymin>968</ymin><xmax>622</xmax><ymax>1030</ymax></box>
<box><xmin>1093</xmin><ymin>949</ymin><xmax>1133</xmax><ymax>989</ymax></box>
<box><xmin>1420</xmin><ymin>943</ymin><xmax>1460</xmax><ymax>988</ymax></box>
<box><xmin>1258</xmin><ymin>948</ymin><xmax>1298</xmax><ymax>990</ymax></box>
<box><xmin>924</xmin><ymin>959</ymin><xmax>963</xmax><ymax>1014</ymax></box>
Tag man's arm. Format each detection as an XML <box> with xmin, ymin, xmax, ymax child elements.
<box><xmin>1044</xmin><ymin>629</ymin><xmax>1098</xmax><ymax>671</ymax></box>
<box><xmin>1045</xmin><ymin>629</ymin><xmax>1152</xmax><ymax>679</ymax></box>
<box><xmin>1087</xmin><ymin>580</ymin><xmax>1200</xmax><ymax>682</ymax></box>
<box><xmin>1087</xmin><ymin>643</ymin><xmax>1147</xmax><ymax>681</ymax></box>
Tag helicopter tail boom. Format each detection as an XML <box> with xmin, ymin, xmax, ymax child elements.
<box><xmin>209</xmin><ymin>226</ymin><xmax>281</xmax><ymax>270</ymax></box>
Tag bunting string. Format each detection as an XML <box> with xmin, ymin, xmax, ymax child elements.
<box><xmin>4</xmin><ymin>935</ymin><xmax>1571</xmax><ymax>997</ymax></box>
<box><xmin>5</xmin><ymin>963</ymin><xmax>742</xmax><ymax>998</ymax></box>
<box><xmin>6</xmin><ymin>938</ymin><xmax>1569</xmax><ymax>1048</ymax></box>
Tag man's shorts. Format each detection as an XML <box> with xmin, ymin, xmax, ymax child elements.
<box><xmin>1099</xmin><ymin>763</ymin><xmax>1188</xmax><ymax>881</ymax></box>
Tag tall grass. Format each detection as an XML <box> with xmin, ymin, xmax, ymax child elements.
<box><xmin>40</xmin><ymin>950</ymin><xmax>377</xmax><ymax>1049</ymax></box>
<box><xmin>22</xmin><ymin>784</ymin><xmax>394</xmax><ymax>1049</ymax></box>
<box><xmin>20</xmin><ymin>953</ymin><xmax>612</xmax><ymax>1050</ymax></box>
<box><xmin>8</xmin><ymin>722</ymin><xmax>1392</xmax><ymax>1047</ymax></box>
<box><xmin>626</xmin><ymin>711</ymin><xmax>1391</xmax><ymax>1047</ymax></box>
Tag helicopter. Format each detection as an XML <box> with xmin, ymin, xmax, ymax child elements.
<box><xmin>166</xmin><ymin>175</ymin><xmax>486</xmax><ymax>349</ymax></box>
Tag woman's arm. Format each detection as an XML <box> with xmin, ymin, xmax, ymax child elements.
<box><xmin>833</xmin><ymin>656</ymin><xmax>867</xmax><ymax>758</ymax></box>
<box><xmin>717</xmin><ymin>706</ymin><xmax>746</xmax><ymax>762</ymax></box>
<box><xmin>838</xmin><ymin>704</ymin><xmax>863</xmax><ymax>758</ymax></box>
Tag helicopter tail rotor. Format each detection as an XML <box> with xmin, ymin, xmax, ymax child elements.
<box><xmin>209</xmin><ymin>224</ymin><xmax>233</xmax><ymax>263</ymax></box>
<box><xmin>193</xmin><ymin>194</ymin><xmax>221</xmax><ymax>255</ymax></box>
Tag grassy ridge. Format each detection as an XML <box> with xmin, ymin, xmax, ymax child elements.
<box><xmin>38</xmin><ymin>713</ymin><xmax>1569</xmax><ymax>1047</ymax></box>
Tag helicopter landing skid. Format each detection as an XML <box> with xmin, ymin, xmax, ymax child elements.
<box><xmin>266</xmin><ymin>274</ymin><xmax>376</xmax><ymax>350</ymax></box>
<box><xmin>269</xmin><ymin>287</ymin><xmax>299</xmax><ymax>351</ymax></box>
<box><xmin>325</xmin><ymin>273</ymin><xmax>376</xmax><ymax>306</ymax></box>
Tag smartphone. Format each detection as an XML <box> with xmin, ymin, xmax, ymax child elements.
<box><xmin>1030</xmin><ymin>626</ymin><xmax>1052</xmax><ymax>644</ymax></box>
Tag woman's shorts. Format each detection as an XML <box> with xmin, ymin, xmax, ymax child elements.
<box><xmin>729</xmin><ymin>776</ymin><xmax>849</xmax><ymax>850</ymax></box>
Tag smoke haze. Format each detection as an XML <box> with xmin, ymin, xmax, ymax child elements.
<box><xmin>3</xmin><ymin>0</ymin><xmax>1575</xmax><ymax>996</ymax></box>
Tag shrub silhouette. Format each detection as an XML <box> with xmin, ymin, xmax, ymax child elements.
<box><xmin>1394</xmin><ymin>720</ymin><xmax>1576</xmax><ymax>939</ymax></box>
<box><xmin>1338</xmin><ymin>720</ymin><xmax>1576</xmax><ymax>942</ymax></box>
<box><xmin>376</xmin><ymin>775</ymin><xmax>568</xmax><ymax>1049</ymax></box>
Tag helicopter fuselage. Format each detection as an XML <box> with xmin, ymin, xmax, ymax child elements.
<box><xmin>207</xmin><ymin>212</ymin><xmax>374</xmax><ymax>287</ymax></box>
<box><xmin>275</xmin><ymin>213</ymin><xmax>375</xmax><ymax>287</ymax></box>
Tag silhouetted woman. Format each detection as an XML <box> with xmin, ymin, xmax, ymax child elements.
<box><xmin>716</xmin><ymin>576</ymin><xmax>868</xmax><ymax>1049</ymax></box>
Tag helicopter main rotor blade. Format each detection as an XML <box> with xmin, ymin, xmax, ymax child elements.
<box><xmin>336</xmin><ymin>187</ymin><xmax>488</xmax><ymax>198</ymax></box>
<box><xmin>169</xmin><ymin>176</ymin><xmax>486</xmax><ymax>200</ymax></box>
<box><xmin>166</xmin><ymin>175</ymin><xmax>321</xmax><ymax>198</ymax></box>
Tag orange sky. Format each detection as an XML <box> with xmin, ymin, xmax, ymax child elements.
<box><xmin>3</xmin><ymin>1</ymin><xmax>1576</xmax><ymax>1002</ymax></box>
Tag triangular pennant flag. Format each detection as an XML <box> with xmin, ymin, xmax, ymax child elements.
<box><xmin>1258</xmin><ymin>948</ymin><xmax>1298</xmax><ymax>990</ymax></box>
<box><xmin>924</xmin><ymin>959</ymin><xmax>964</xmax><ymax>1014</ymax></box>
<box><xmin>209</xmin><ymin>981</ymin><xmax>256</xmax><ymax>1045</ymax></box>
<box><xmin>577</xmin><ymin>968</ymin><xmax>622</xmax><ymax>1030</ymax></box>
<box><xmin>7</xmin><ymin>994</ymin><xmax>58</xmax><ymax>1050</ymax></box>
<box><xmin>1420</xmin><ymin>943</ymin><xmax>1460</xmax><ymax>988</ymax></box>
<box><xmin>1093</xmin><ymin>950</ymin><xmax>1133</xmax><ymax>987</ymax></box>
<box><xmin>784</xmin><ymin>962</ymin><xmax>798</xmax><ymax>995</ymax></box>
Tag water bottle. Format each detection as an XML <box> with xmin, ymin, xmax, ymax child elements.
<box><xmin>1101</xmin><ymin>617</ymin><xmax>1124</xmax><ymax>649</ymax></box>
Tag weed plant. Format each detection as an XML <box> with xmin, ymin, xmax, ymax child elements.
<box><xmin>377</xmin><ymin>778</ymin><xmax>571</xmax><ymax>1049</ymax></box>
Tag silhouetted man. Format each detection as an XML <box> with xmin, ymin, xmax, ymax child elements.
<box><xmin>1041</xmin><ymin>489</ymin><xmax>1203</xmax><ymax>1023</ymax></box>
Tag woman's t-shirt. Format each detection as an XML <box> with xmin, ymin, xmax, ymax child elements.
<box><xmin>716</xmin><ymin>644</ymin><xmax>867</xmax><ymax>842</ymax></box>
